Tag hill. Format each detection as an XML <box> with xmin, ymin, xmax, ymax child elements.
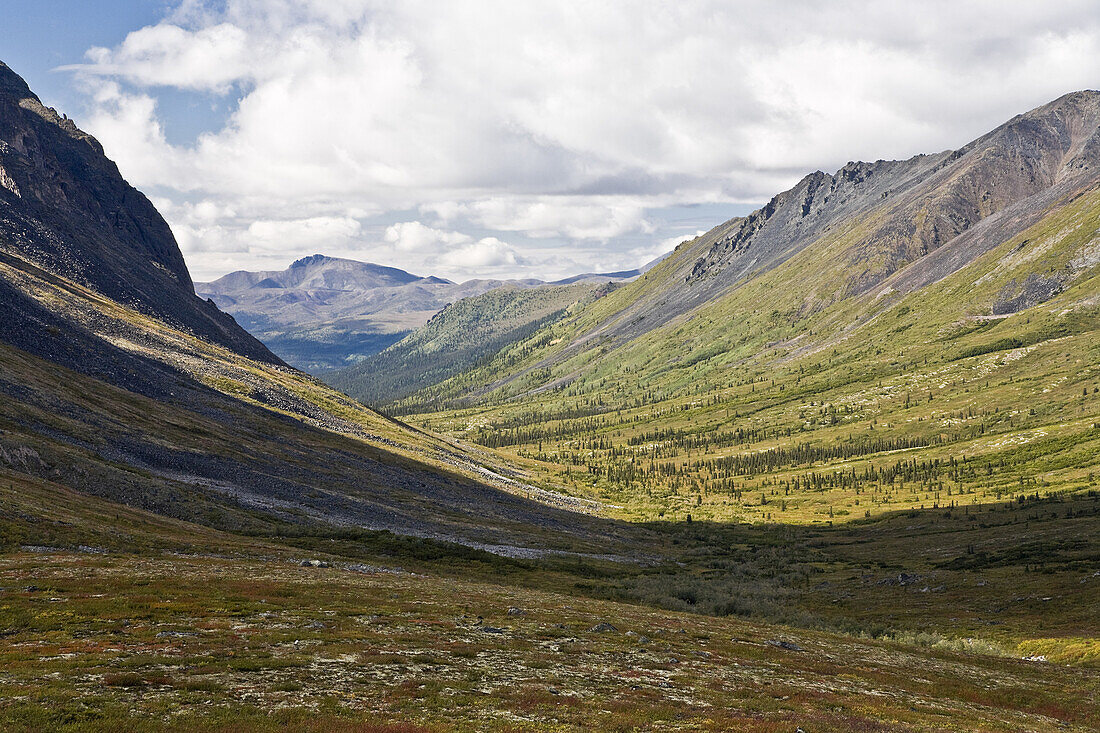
<box><xmin>197</xmin><ymin>255</ymin><xmax>648</xmax><ymax>372</ymax></box>
<box><xmin>329</xmin><ymin>280</ymin><xmax>615</xmax><ymax>405</ymax></box>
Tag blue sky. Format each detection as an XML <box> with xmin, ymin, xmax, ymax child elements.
<box><xmin>4</xmin><ymin>2</ymin><xmax>162</xmax><ymax>115</ymax></box>
<box><xmin>3</xmin><ymin>1</ymin><xmax>1099</xmax><ymax>281</ymax></box>
<box><xmin>4</xmin><ymin>2</ymin><xmax>235</xmax><ymax>143</ymax></box>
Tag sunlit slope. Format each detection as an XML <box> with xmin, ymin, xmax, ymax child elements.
<box><xmin>330</xmin><ymin>281</ymin><xmax>609</xmax><ymax>406</ymax></box>
<box><xmin>382</xmin><ymin>101</ymin><xmax>1100</xmax><ymax>524</ymax></box>
<box><xmin>384</xmin><ymin>92</ymin><xmax>1100</xmax><ymax>411</ymax></box>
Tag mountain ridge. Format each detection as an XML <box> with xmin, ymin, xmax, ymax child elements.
<box><xmin>0</xmin><ymin>61</ymin><xmax>282</xmax><ymax>365</ymax></box>
<box><xmin>201</xmin><ymin>254</ymin><xmax>432</xmax><ymax>295</ymax></box>
<box><xmin>197</xmin><ymin>253</ymin><xmax>658</xmax><ymax>371</ymax></box>
<box><xmin>330</xmin><ymin>92</ymin><xmax>1100</xmax><ymax>539</ymax></box>
<box><xmin>413</xmin><ymin>88</ymin><xmax>1100</xmax><ymax>403</ymax></box>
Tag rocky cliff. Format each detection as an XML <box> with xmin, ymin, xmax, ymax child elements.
<box><xmin>0</xmin><ymin>61</ymin><xmax>282</xmax><ymax>365</ymax></box>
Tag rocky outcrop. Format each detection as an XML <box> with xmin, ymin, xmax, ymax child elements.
<box><xmin>992</xmin><ymin>273</ymin><xmax>1066</xmax><ymax>314</ymax></box>
<box><xmin>0</xmin><ymin>60</ymin><xmax>283</xmax><ymax>365</ymax></box>
<box><xmin>690</xmin><ymin>90</ymin><xmax>1100</xmax><ymax>298</ymax></box>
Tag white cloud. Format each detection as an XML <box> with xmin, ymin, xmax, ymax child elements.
<box><xmin>438</xmin><ymin>237</ymin><xmax>523</xmax><ymax>268</ymax></box>
<box><xmin>423</xmin><ymin>198</ymin><xmax>653</xmax><ymax>241</ymax></box>
<box><xmin>78</xmin><ymin>23</ymin><xmax>251</xmax><ymax>92</ymax></box>
<box><xmin>167</xmin><ymin>207</ymin><xmax>365</xmax><ymax>278</ymax></box>
<box><xmin>384</xmin><ymin>221</ymin><xmax>470</xmax><ymax>252</ymax></box>
<box><xmin>80</xmin><ymin>81</ymin><xmax>190</xmax><ymax>187</ymax></box>
<box><xmin>59</xmin><ymin>0</ymin><xmax>1100</xmax><ymax>280</ymax></box>
<box><xmin>247</xmin><ymin>216</ymin><xmax>361</xmax><ymax>250</ymax></box>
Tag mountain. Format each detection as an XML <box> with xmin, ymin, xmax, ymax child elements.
<box><xmin>513</xmin><ymin>90</ymin><xmax>1100</xmax><ymax>364</ymax></box>
<box><xmin>368</xmin><ymin>90</ymin><xmax>1100</xmax><ymax>405</ymax></box>
<box><xmin>196</xmin><ymin>254</ymin><xmax>644</xmax><ymax>372</ymax></box>
<box><xmin>324</xmin><ymin>252</ymin><xmax>675</xmax><ymax>406</ymax></box>
<box><xmin>201</xmin><ymin>253</ymin><xmax>426</xmax><ymax>292</ymax></box>
<box><xmin>343</xmin><ymin>91</ymin><xmax>1100</xmax><ymax>529</ymax></box>
<box><xmin>196</xmin><ymin>254</ymin><xmax>534</xmax><ymax>371</ymax></box>
<box><xmin>0</xmin><ymin>60</ymin><xmax>629</xmax><ymax>555</ymax></box>
<box><xmin>0</xmin><ymin>63</ymin><xmax>281</xmax><ymax>365</ymax></box>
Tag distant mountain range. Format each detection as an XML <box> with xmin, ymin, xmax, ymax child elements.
<box><xmin>196</xmin><ymin>254</ymin><xmax>662</xmax><ymax>371</ymax></box>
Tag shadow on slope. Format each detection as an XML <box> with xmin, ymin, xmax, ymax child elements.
<box><xmin>0</xmin><ymin>249</ymin><xmax>648</xmax><ymax>559</ymax></box>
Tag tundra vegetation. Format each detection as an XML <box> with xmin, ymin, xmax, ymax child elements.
<box><xmin>0</xmin><ymin>61</ymin><xmax>1097</xmax><ymax>730</ymax></box>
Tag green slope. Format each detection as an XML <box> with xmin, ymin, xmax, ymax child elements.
<box><xmin>363</xmin><ymin>96</ymin><xmax>1100</xmax><ymax>532</ymax></box>
<box><xmin>329</xmin><ymin>281</ymin><xmax>610</xmax><ymax>406</ymax></box>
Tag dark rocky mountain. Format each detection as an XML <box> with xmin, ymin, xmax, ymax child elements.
<box><xmin>0</xmin><ymin>60</ymin><xmax>628</xmax><ymax>555</ymax></box>
<box><xmin>0</xmin><ymin>61</ymin><xmax>281</xmax><ymax>365</ymax></box>
<box><xmin>197</xmin><ymin>254</ymin><xmax>651</xmax><ymax>372</ymax></box>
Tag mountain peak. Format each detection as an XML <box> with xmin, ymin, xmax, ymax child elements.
<box><xmin>0</xmin><ymin>59</ymin><xmax>282</xmax><ymax>365</ymax></box>
<box><xmin>1032</xmin><ymin>88</ymin><xmax>1100</xmax><ymax>112</ymax></box>
<box><xmin>0</xmin><ymin>61</ymin><xmax>34</xmax><ymax>101</ymax></box>
<box><xmin>201</xmin><ymin>254</ymin><xmax>425</xmax><ymax>296</ymax></box>
<box><xmin>290</xmin><ymin>253</ymin><xmax>333</xmax><ymax>268</ymax></box>
<box><xmin>0</xmin><ymin>61</ymin><xmax>102</xmax><ymax>153</ymax></box>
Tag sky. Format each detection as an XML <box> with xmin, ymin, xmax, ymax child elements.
<box><xmin>3</xmin><ymin>1</ymin><xmax>1100</xmax><ymax>282</ymax></box>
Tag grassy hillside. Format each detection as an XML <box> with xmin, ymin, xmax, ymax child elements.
<box><xmin>330</xmin><ymin>282</ymin><xmax>609</xmax><ymax>406</ymax></box>
<box><xmin>394</xmin><ymin>184</ymin><xmax>1100</xmax><ymax>528</ymax></box>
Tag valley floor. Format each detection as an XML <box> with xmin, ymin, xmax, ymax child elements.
<box><xmin>1</xmin><ymin>550</ymin><xmax>1097</xmax><ymax>733</ymax></box>
<box><xmin>1</xmin><ymin>467</ymin><xmax>1098</xmax><ymax>731</ymax></box>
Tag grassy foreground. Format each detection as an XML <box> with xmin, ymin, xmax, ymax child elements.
<box><xmin>1</xmin><ymin>549</ymin><xmax>1097</xmax><ymax>733</ymax></box>
<box><xmin>1</xmin><ymin>466</ymin><xmax>1097</xmax><ymax>731</ymax></box>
